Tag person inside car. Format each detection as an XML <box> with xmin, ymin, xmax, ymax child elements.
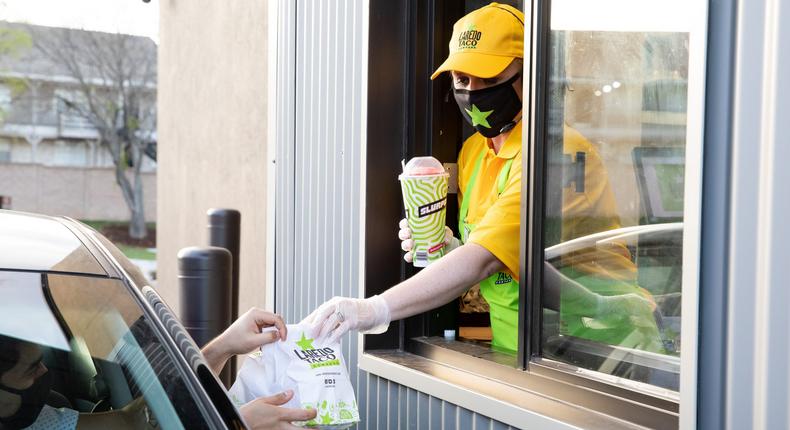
<box><xmin>0</xmin><ymin>308</ymin><xmax>315</xmax><ymax>430</ymax></box>
<box><xmin>0</xmin><ymin>335</ymin><xmax>148</xmax><ymax>430</ymax></box>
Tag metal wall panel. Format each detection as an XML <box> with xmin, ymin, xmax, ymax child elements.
<box><xmin>274</xmin><ymin>1</ymin><xmax>511</xmax><ymax>428</ymax></box>
<box><xmin>274</xmin><ymin>0</ymin><xmax>296</xmax><ymax>330</ymax></box>
<box><xmin>725</xmin><ymin>0</ymin><xmax>790</xmax><ymax>429</ymax></box>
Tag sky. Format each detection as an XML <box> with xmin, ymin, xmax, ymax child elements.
<box><xmin>0</xmin><ymin>0</ymin><xmax>159</xmax><ymax>43</ymax></box>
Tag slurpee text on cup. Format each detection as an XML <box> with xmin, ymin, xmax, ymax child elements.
<box><xmin>399</xmin><ymin>157</ymin><xmax>450</xmax><ymax>267</ymax></box>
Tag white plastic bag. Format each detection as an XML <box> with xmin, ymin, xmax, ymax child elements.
<box><xmin>228</xmin><ymin>323</ymin><xmax>360</xmax><ymax>427</ymax></box>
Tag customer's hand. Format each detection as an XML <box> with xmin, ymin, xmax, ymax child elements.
<box><xmin>303</xmin><ymin>296</ymin><xmax>391</xmax><ymax>344</ymax></box>
<box><xmin>202</xmin><ymin>308</ymin><xmax>286</xmax><ymax>373</ymax></box>
<box><xmin>399</xmin><ymin>218</ymin><xmax>460</xmax><ymax>263</ymax></box>
<box><xmin>239</xmin><ymin>390</ymin><xmax>317</xmax><ymax>429</ymax></box>
<box><xmin>221</xmin><ymin>308</ymin><xmax>287</xmax><ymax>355</ymax></box>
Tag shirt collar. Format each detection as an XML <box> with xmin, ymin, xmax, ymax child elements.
<box><xmin>485</xmin><ymin>121</ymin><xmax>522</xmax><ymax>159</ymax></box>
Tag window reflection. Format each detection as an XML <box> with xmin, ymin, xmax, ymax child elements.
<box><xmin>541</xmin><ymin>30</ymin><xmax>688</xmax><ymax>391</ymax></box>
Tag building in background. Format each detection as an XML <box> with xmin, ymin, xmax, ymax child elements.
<box><xmin>0</xmin><ymin>22</ymin><xmax>156</xmax><ymax>222</ymax></box>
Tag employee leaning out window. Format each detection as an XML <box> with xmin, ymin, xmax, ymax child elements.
<box><xmin>305</xmin><ymin>2</ymin><xmax>660</xmax><ymax>354</ymax></box>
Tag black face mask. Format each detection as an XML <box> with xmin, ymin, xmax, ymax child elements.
<box><xmin>0</xmin><ymin>371</ymin><xmax>52</xmax><ymax>430</ymax></box>
<box><xmin>453</xmin><ymin>72</ymin><xmax>522</xmax><ymax>138</ymax></box>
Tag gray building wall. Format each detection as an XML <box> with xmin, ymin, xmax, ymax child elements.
<box><xmin>157</xmin><ymin>0</ymin><xmax>270</xmax><ymax>317</ymax></box>
<box><xmin>719</xmin><ymin>0</ymin><xmax>790</xmax><ymax>428</ymax></box>
<box><xmin>272</xmin><ymin>1</ymin><xmax>512</xmax><ymax>427</ymax></box>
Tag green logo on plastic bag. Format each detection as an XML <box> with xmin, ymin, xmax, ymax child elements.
<box><xmin>293</xmin><ymin>332</ymin><xmax>339</xmax><ymax>368</ymax></box>
<box><xmin>296</xmin><ymin>332</ymin><xmax>315</xmax><ymax>350</ymax></box>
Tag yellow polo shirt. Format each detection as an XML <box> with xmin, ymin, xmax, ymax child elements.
<box><xmin>458</xmin><ymin>123</ymin><xmax>523</xmax><ymax>281</ymax></box>
<box><xmin>559</xmin><ymin>126</ymin><xmax>636</xmax><ymax>282</ymax></box>
<box><xmin>458</xmin><ymin>123</ymin><xmax>636</xmax><ymax>283</ymax></box>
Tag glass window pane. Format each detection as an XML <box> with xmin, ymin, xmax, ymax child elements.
<box><xmin>46</xmin><ymin>274</ymin><xmax>210</xmax><ymax>429</ymax></box>
<box><xmin>0</xmin><ymin>271</ymin><xmax>210</xmax><ymax>429</ymax></box>
<box><xmin>539</xmin><ymin>2</ymin><xmax>696</xmax><ymax>392</ymax></box>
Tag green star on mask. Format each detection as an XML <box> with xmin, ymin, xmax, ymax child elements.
<box><xmin>465</xmin><ymin>104</ymin><xmax>494</xmax><ymax>128</ymax></box>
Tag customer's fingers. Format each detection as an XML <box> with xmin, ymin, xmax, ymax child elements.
<box><xmin>248</xmin><ymin>308</ymin><xmax>287</xmax><ymax>340</ymax></box>
<box><xmin>254</xmin><ymin>330</ymin><xmax>280</xmax><ymax>346</ymax></box>
<box><xmin>401</xmin><ymin>239</ymin><xmax>414</xmax><ymax>252</ymax></box>
<box><xmin>278</xmin><ymin>406</ymin><xmax>318</xmax><ymax>422</ymax></box>
<box><xmin>256</xmin><ymin>390</ymin><xmax>294</xmax><ymax>406</ymax></box>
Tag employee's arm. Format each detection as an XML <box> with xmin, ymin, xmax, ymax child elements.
<box><xmin>306</xmin><ymin>243</ymin><xmax>505</xmax><ymax>342</ymax></box>
<box><xmin>383</xmin><ymin>243</ymin><xmax>504</xmax><ymax>320</ymax></box>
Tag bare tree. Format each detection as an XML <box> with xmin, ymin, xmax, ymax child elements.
<box><xmin>31</xmin><ymin>26</ymin><xmax>156</xmax><ymax>239</ymax></box>
<box><xmin>0</xmin><ymin>26</ymin><xmax>31</xmax><ymax>122</ymax></box>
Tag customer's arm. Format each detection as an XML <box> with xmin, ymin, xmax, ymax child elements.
<box><xmin>201</xmin><ymin>308</ymin><xmax>287</xmax><ymax>374</ymax></box>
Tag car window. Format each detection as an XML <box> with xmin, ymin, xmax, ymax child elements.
<box><xmin>0</xmin><ymin>271</ymin><xmax>211</xmax><ymax>429</ymax></box>
<box><xmin>85</xmin><ymin>225</ymin><xmax>152</xmax><ymax>289</ymax></box>
<box><xmin>0</xmin><ymin>212</ymin><xmax>105</xmax><ymax>275</ymax></box>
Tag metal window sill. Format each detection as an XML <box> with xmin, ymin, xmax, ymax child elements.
<box><xmin>359</xmin><ymin>348</ymin><xmax>654</xmax><ymax>430</ymax></box>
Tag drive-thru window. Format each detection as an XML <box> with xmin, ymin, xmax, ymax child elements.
<box><xmin>268</xmin><ymin>0</ymin><xmax>790</xmax><ymax>424</ymax></box>
<box><xmin>359</xmin><ymin>0</ymin><xmax>706</xmax><ymax>427</ymax></box>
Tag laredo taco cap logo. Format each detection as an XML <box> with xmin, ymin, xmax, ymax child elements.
<box><xmin>457</xmin><ymin>23</ymin><xmax>482</xmax><ymax>49</ymax></box>
<box><xmin>294</xmin><ymin>332</ymin><xmax>340</xmax><ymax>369</ymax></box>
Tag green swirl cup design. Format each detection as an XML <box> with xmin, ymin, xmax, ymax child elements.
<box><xmin>399</xmin><ymin>173</ymin><xmax>450</xmax><ymax>267</ymax></box>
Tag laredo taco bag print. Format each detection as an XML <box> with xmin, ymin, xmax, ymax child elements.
<box><xmin>229</xmin><ymin>323</ymin><xmax>360</xmax><ymax>427</ymax></box>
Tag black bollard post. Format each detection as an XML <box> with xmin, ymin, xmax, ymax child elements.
<box><xmin>178</xmin><ymin>246</ymin><xmax>232</xmax><ymax>386</ymax></box>
<box><xmin>207</xmin><ymin>208</ymin><xmax>241</xmax><ymax>379</ymax></box>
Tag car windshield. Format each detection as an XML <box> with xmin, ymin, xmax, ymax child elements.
<box><xmin>0</xmin><ymin>270</ymin><xmax>211</xmax><ymax>429</ymax></box>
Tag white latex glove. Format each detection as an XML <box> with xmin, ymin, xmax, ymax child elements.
<box><xmin>398</xmin><ymin>218</ymin><xmax>460</xmax><ymax>263</ymax></box>
<box><xmin>303</xmin><ymin>295</ymin><xmax>391</xmax><ymax>344</ymax></box>
<box><xmin>596</xmin><ymin>293</ymin><xmax>656</xmax><ymax>327</ymax></box>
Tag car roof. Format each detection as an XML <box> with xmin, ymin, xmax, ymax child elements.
<box><xmin>0</xmin><ymin>209</ymin><xmax>107</xmax><ymax>276</ymax></box>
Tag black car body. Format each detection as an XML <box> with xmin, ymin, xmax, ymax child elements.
<box><xmin>0</xmin><ymin>209</ymin><xmax>245</xmax><ymax>429</ymax></box>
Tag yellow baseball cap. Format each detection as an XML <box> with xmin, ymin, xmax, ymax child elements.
<box><xmin>430</xmin><ymin>3</ymin><xmax>525</xmax><ymax>80</ymax></box>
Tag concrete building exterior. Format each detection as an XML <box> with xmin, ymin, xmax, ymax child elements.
<box><xmin>156</xmin><ymin>0</ymin><xmax>271</xmax><ymax>317</ymax></box>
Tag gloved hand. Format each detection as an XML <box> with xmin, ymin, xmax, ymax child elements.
<box><xmin>398</xmin><ymin>218</ymin><xmax>461</xmax><ymax>263</ymax></box>
<box><xmin>303</xmin><ymin>295</ymin><xmax>391</xmax><ymax>344</ymax></box>
<box><xmin>596</xmin><ymin>293</ymin><xmax>657</xmax><ymax>328</ymax></box>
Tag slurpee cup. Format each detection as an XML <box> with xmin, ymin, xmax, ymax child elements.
<box><xmin>399</xmin><ymin>157</ymin><xmax>450</xmax><ymax>267</ymax></box>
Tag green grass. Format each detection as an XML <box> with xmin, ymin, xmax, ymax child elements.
<box><xmin>117</xmin><ymin>244</ymin><xmax>156</xmax><ymax>261</ymax></box>
<box><xmin>78</xmin><ymin>219</ymin><xmax>157</xmax><ymax>261</ymax></box>
<box><xmin>79</xmin><ymin>220</ymin><xmax>157</xmax><ymax>231</ymax></box>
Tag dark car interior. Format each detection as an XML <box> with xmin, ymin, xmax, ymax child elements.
<box><xmin>0</xmin><ymin>271</ymin><xmax>213</xmax><ymax>430</ymax></box>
